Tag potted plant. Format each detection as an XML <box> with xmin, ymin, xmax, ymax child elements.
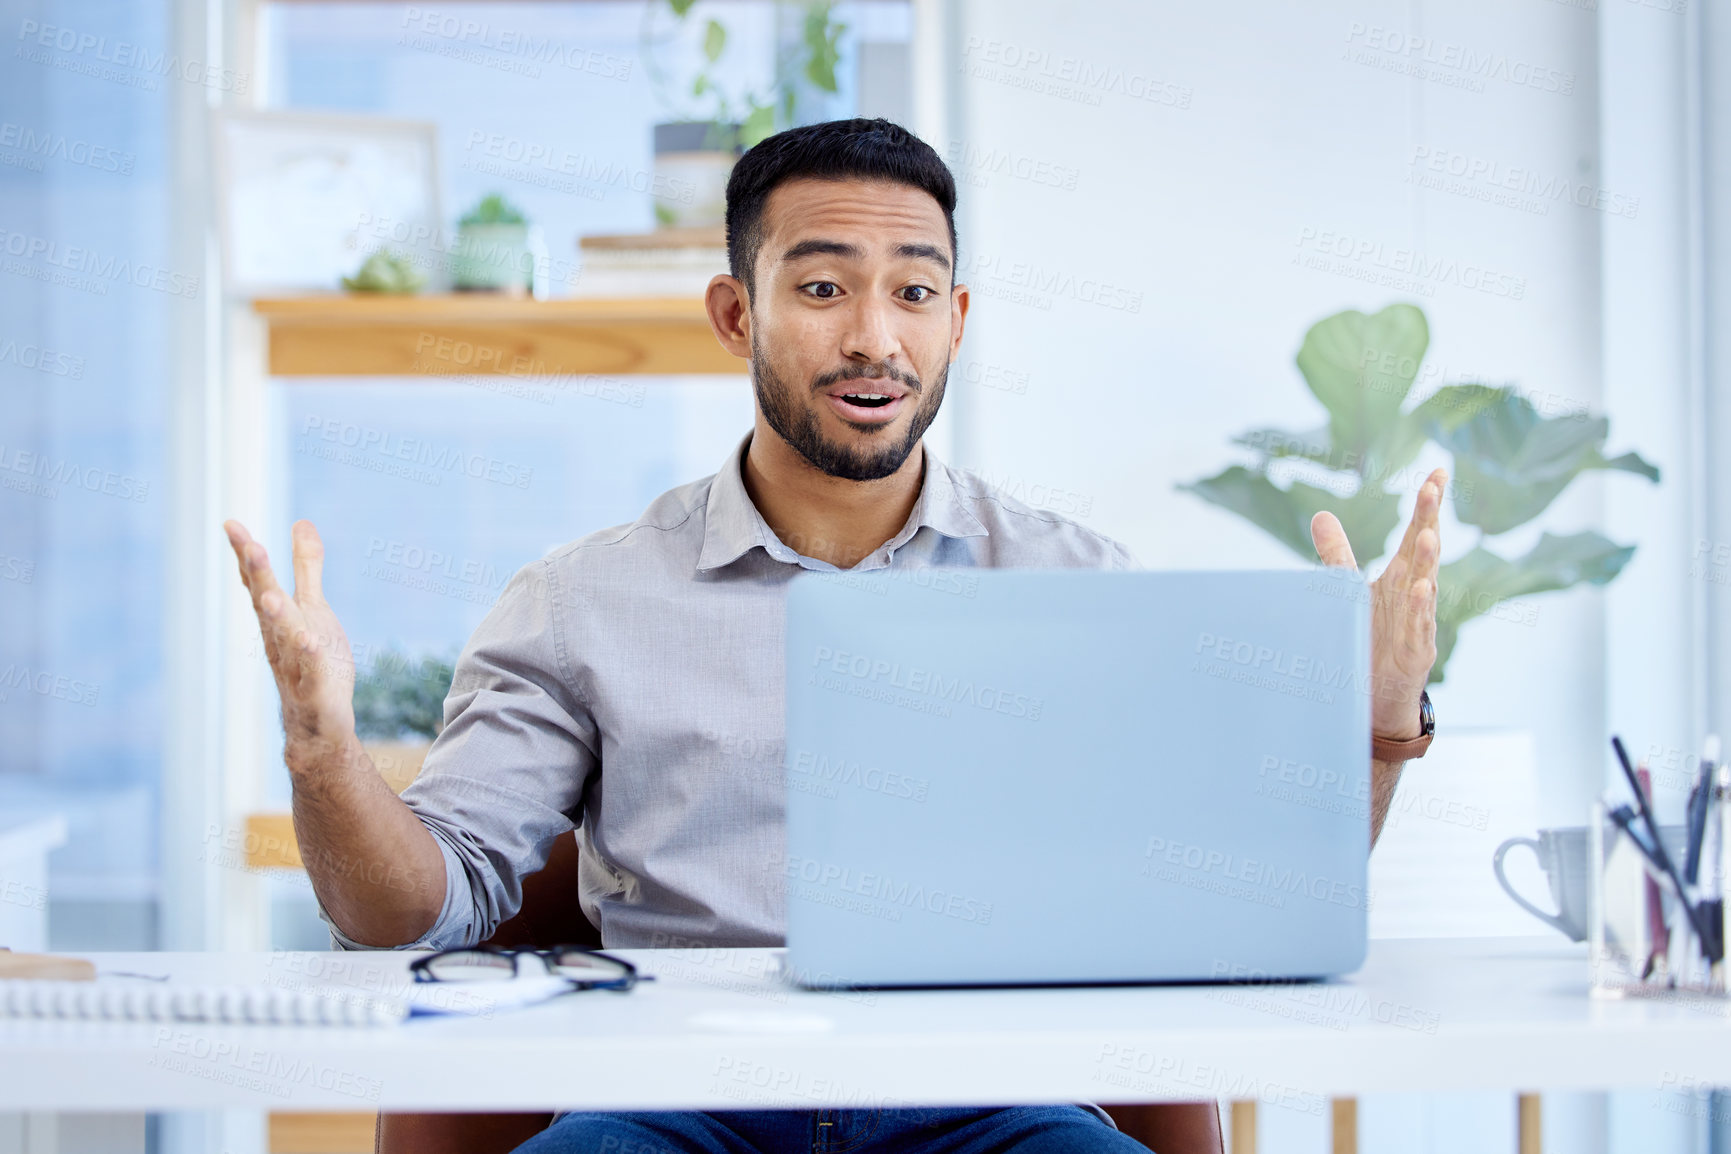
<box><xmin>644</xmin><ymin>1</ymin><xmax>847</xmax><ymax>228</ymax></box>
<box><xmin>1179</xmin><ymin>303</ymin><xmax>1659</xmax><ymax>684</ymax></box>
<box><xmin>451</xmin><ymin>193</ymin><xmax>532</xmax><ymax>294</ymax></box>
<box><xmin>351</xmin><ymin>648</ymin><xmax>456</xmax><ymax>793</ymax></box>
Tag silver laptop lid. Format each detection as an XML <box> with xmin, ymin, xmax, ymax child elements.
<box><xmin>782</xmin><ymin>568</ymin><xmax>1371</xmax><ymax>987</ymax></box>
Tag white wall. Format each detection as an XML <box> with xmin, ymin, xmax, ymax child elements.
<box><xmin>946</xmin><ymin>0</ymin><xmax>1619</xmax><ymax>828</ymax></box>
<box><xmin>939</xmin><ymin>3</ymin><xmax>1709</xmax><ymax>1152</ymax></box>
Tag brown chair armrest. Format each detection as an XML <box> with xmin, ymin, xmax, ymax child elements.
<box><xmin>375</xmin><ymin>1112</ymin><xmax>554</xmax><ymax>1154</ymax></box>
<box><xmin>1101</xmin><ymin>1102</ymin><xmax>1225</xmax><ymax>1153</ymax></box>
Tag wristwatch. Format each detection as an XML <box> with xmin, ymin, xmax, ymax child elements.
<box><xmin>1372</xmin><ymin>690</ymin><xmax>1434</xmax><ymax>762</ymax></box>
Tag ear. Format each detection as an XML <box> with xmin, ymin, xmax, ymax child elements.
<box><xmin>705</xmin><ymin>274</ymin><xmax>753</xmax><ymax>360</ymax></box>
<box><xmin>948</xmin><ymin>283</ymin><xmax>970</xmax><ymax>363</ymax></box>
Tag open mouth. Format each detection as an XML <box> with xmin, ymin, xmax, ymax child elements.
<box><xmin>822</xmin><ymin>376</ymin><xmax>913</xmax><ymax>425</ymax></box>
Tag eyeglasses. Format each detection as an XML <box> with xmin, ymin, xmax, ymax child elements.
<box><xmin>409</xmin><ymin>946</ymin><xmax>644</xmax><ymax>992</ymax></box>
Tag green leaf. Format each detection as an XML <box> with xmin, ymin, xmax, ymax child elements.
<box><xmin>1408</xmin><ymin>383</ymin><xmax>1508</xmax><ymax>434</ymax></box>
<box><xmin>1178</xmin><ymin>467</ymin><xmax>1312</xmax><ymax>559</ymax></box>
<box><xmin>458</xmin><ymin>193</ymin><xmax>527</xmax><ymax>226</ymax></box>
<box><xmin>1372</xmin><ymin>383</ymin><xmax>1510</xmax><ymax>484</ymax></box>
<box><xmin>1428</xmin><ymin>391</ymin><xmax>1659</xmax><ymax>535</ymax></box>
<box><xmin>342</xmin><ymin>248</ymin><xmax>425</xmax><ymax>294</ymax></box>
<box><xmin>668</xmin><ymin>0</ymin><xmax>698</xmax><ymax>17</ymax></box>
<box><xmin>1235</xmin><ymin>385</ymin><xmax>1513</xmax><ymax>499</ymax></box>
<box><xmin>1178</xmin><ymin>466</ymin><xmax>1403</xmax><ymax>565</ymax></box>
<box><xmin>1430</xmin><ymin>531</ymin><xmax>1636</xmax><ymax>683</ymax></box>
<box><xmin>1294</xmin><ymin>304</ymin><xmax>1429</xmax><ymax>477</ymax></box>
<box><xmin>1589</xmin><ymin>448</ymin><xmax>1661</xmax><ymax>482</ymax></box>
<box><xmin>1232</xmin><ymin>424</ymin><xmax>1334</xmax><ymax>466</ymax></box>
<box><xmin>802</xmin><ymin>3</ymin><xmax>843</xmax><ymax>92</ymax></box>
<box><xmin>703</xmin><ymin>19</ymin><xmax>726</xmax><ymax>63</ymax></box>
<box><xmin>740</xmin><ymin>103</ymin><xmax>776</xmax><ymax>147</ymax></box>
<box><xmin>692</xmin><ymin>73</ymin><xmax>709</xmax><ymax>97</ymax></box>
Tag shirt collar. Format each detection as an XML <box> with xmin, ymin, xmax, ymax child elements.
<box><xmin>695</xmin><ymin>432</ymin><xmax>989</xmax><ymax>573</ymax></box>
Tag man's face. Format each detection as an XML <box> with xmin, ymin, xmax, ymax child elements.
<box><xmin>745</xmin><ymin>178</ymin><xmax>965</xmax><ymax>481</ymax></box>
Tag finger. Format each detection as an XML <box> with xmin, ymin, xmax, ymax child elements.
<box><xmin>224</xmin><ymin>520</ymin><xmax>259</xmax><ymax>594</ymax></box>
<box><xmin>259</xmin><ymin>582</ymin><xmax>314</xmax><ymax>648</ymax></box>
<box><xmin>234</xmin><ymin>536</ymin><xmax>314</xmax><ymax>676</ymax></box>
<box><xmin>223</xmin><ymin>524</ymin><xmax>339</xmax><ymax>700</ymax></box>
<box><xmin>1399</xmin><ymin>468</ymin><xmax>1449</xmax><ymax>571</ymax></box>
<box><xmin>1406</xmin><ymin>573</ymin><xmax>1437</xmax><ymax>670</ymax></box>
<box><xmin>1414</xmin><ymin>525</ymin><xmax>1440</xmax><ymax>579</ymax></box>
<box><xmin>1310</xmin><ymin>511</ymin><xmax>1358</xmax><ymax>571</ymax></box>
<box><xmin>290</xmin><ymin>520</ymin><xmax>326</xmax><ymax>605</ymax></box>
<box><xmin>239</xmin><ymin>538</ymin><xmax>292</xmax><ymax>621</ymax></box>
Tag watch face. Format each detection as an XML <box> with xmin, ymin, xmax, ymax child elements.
<box><xmin>1419</xmin><ymin>690</ymin><xmax>1435</xmax><ymax>736</ymax></box>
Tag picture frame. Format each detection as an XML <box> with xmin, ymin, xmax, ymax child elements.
<box><xmin>214</xmin><ymin>109</ymin><xmax>442</xmax><ymax>296</ymax></box>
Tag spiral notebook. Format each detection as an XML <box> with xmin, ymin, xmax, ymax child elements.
<box><xmin>0</xmin><ymin>973</ymin><xmax>584</xmax><ymax>1025</ymax></box>
<box><xmin>0</xmin><ymin>980</ymin><xmax>407</xmax><ymax>1026</ymax></box>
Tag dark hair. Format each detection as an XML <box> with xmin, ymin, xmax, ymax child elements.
<box><xmin>724</xmin><ymin>118</ymin><xmax>958</xmax><ymax>296</ymax></box>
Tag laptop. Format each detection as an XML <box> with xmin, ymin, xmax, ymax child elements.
<box><xmin>781</xmin><ymin>568</ymin><xmax>1372</xmax><ymax>988</ymax></box>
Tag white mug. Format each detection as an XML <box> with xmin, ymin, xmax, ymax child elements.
<box><xmin>1493</xmin><ymin>823</ymin><xmax>1686</xmax><ymax>942</ymax></box>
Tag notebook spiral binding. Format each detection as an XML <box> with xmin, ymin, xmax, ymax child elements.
<box><xmin>0</xmin><ymin>981</ymin><xmax>407</xmax><ymax>1026</ymax></box>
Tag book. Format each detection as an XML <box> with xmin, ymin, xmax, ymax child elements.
<box><xmin>573</xmin><ymin>226</ymin><xmax>726</xmax><ymax>298</ymax></box>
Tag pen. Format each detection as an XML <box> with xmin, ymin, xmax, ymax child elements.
<box><xmin>1611</xmin><ymin>736</ymin><xmax>1719</xmax><ymax>961</ymax></box>
<box><xmin>1637</xmin><ymin>766</ymin><xmax>1670</xmax><ymax>978</ymax></box>
<box><xmin>1627</xmin><ymin>768</ymin><xmax>1668</xmax><ymax>975</ymax></box>
<box><xmin>1709</xmin><ymin>760</ymin><xmax>1730</xmax><ymax>976</ymax></box>
<box><xmin>1685</xmin><ymin>736</ymin><xmax>1720</xmax><ymax>886</ymax></box>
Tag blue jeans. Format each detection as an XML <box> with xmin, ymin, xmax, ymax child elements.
<box><xmin>513</xmin><ymin>1106</ymin><xmax>1150</xmax><ymax>1154</ymax></box>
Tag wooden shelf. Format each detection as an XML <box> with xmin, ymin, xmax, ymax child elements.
<box><xmin>252</xmin><ymin>294</ymin><xmax>744</xmax><ymax>378</ymax></box>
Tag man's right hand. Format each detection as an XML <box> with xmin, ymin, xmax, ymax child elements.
<box><xmin>223</xmin><ymin>519</ymin><xmax>358</xmax><ymax>772</ymax></box>
<box><xmin>221</xmin><ymin>517</ymin><xmax>447</xmax><ymax>946</ymax></box>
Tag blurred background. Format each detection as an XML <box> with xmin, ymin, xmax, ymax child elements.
<box><xmin>2</xmin><ymin>0</ymin><xmax>1730</xmax><ymax>1151</ymax></box>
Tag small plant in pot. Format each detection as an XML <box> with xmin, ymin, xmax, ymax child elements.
<box><xmin>644</xmin><ymin>0</ymin><xmax>847</xmax><ymax>228</ymax></box>
<box><xmin>451</xmin><ymin>194</ymin><xmax>532</xmax><ymax>294</ymax></box>
<box><xmin>351</xmin><ymin>647</ymin><xmax>456</xmax><ymax>793</ymax></box>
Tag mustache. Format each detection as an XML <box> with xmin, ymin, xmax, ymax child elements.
<box><xmin>810</xmin><ymin>361</ymin><xmax>921</xmax><ymax>393</ymax></box>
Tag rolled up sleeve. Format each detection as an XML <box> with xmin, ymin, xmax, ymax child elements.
<box><xmin>323</xmin><ymin>557</ymin><xmax>598</xmax><ymax>951</ymax></box>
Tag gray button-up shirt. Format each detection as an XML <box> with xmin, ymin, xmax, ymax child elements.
<box><xmin>326</xmin><ymin>433</ymin><xmax>1134</xmax><ymax>952</ymax></box>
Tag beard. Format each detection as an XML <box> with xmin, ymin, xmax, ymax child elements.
<box><xmin>750</xmin><ymin>328</ymin><xmax>948</xmax><ymax>482</ymax></box>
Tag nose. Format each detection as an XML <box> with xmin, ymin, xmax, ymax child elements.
<box><xmin>839</xmin><ymin>294</ymin><xmax>900</xmax><ymax>366</ymax></box>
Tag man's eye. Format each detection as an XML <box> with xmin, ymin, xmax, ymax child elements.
<box><xmin>803</xmin><ymin>282</ymin><xmax>840</xmax><ymax>299</ymax></box>
<box><xmin>901</xmin><ymin>286</ymin><xmax>934</xmax><ymax>303</ymax></box>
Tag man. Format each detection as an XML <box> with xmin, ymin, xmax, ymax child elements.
<box><xmin>225</xmin><ymin>118</ymin><xmax>1443</xmax><ymax>1153</ymax></box>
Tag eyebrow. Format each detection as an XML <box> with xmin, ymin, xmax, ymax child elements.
<box><xmin>894</xmin><ymin>242</ymin><xmax>952</xmax><ymax>272</ymax></box>
<box><xmin>779</xmin><ymin>238</ymin><xmax>952</xmax><ymax>272</ymax></box>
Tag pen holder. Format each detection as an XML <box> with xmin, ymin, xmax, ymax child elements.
<box><xmin>1588</xmin><ymin>799</ymin><xmax>1728</xmax><ymax>999</ymax></box>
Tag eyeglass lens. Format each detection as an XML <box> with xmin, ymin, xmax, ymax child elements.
<box><xmin>422</xmin><ymin>950</ymin><xmax>518</xmax><ymax>983</ymax></box>
<box><xmin>547</xmin><ymin>951</ymin><xmax>632</xmax><ymax>983</ymax></box>
<box><xmin>421</xmin><ymin>949</ymin><xmax>630</xmax><ymax>984</ymax></box>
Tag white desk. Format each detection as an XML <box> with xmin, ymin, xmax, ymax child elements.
<box><xmin>1</xmin><ymin>938</ymin><xmax>1725</xmax><ymax>1114</ymax></box>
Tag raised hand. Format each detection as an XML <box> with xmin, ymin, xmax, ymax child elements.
<box><xmin>221</xmin><ymin>519</ymin><xmax>448</xmax><ymax>945</ymax></box>
<box><xmin>223</xmin><ymin>519</ymin><xmax>358</xmax><ymax>764</ymax></box>
<box><xmin>1310</xmin><ymin>469</ymin><xmax>1445</xmax><ymax>742</ymax></box>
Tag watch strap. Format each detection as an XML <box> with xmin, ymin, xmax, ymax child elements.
<box><xmin>1373</xmin><ymin>690</ymin><xmax>1434</xmax><ymax>762</ymax></box>
<box><xmin>1372</xmin><ymin>730</ymin><xmax>1434</xmax><ymax>762</ymax></box>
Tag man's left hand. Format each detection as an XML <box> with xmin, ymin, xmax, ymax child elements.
<box><xmin>1309</xmin><ymin>468</ymin><xmax>1446</xmax><ymax>742</ymax></box>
